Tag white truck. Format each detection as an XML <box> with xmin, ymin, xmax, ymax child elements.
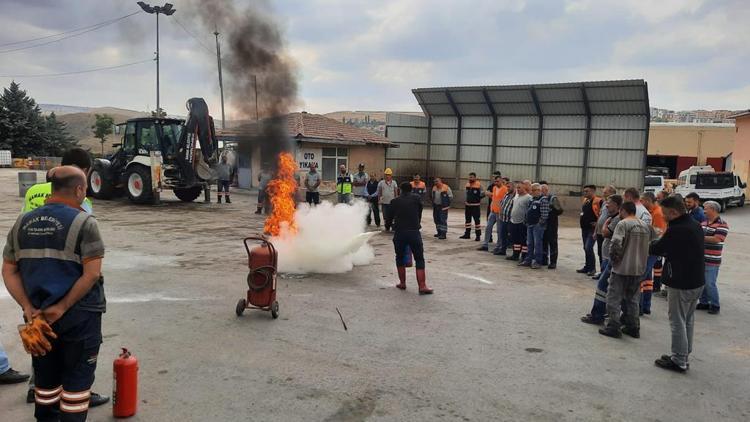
<box><xmin>689</xmin><ymin>172</ymin><xmax>746</xmax><ymax>211</ymax></box>
<box><xmin>643</xmin><ymin>175</ymin><xmax>665</xmax><ymax>195</ymax></box>
<box><xmin>675</xmin><ymin>165</ymin><xmax>715</xmax><ymax>197</ymax></box>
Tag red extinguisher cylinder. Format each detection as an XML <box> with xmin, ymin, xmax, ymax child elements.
<box><xmin>113</xmin><ymin>348</ymin><xmax>138</xmax><ymax>418</ymax></box>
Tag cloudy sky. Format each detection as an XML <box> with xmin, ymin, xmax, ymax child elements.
<box><xmin>0</xmin><ymin>0</ymin><xmax>748</xmax><ymax>119</ymax></box>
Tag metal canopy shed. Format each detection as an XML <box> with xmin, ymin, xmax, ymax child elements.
<box><xmin>385</xmin><ymin>79</ymin><xmax>650</xmax><ymax>197</ymax></box>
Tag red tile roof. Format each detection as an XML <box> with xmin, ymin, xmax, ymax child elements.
<box><xmin>217</xmin><ymin>112</ymin><xmax>390</xmax><ymax>146</ymax></box>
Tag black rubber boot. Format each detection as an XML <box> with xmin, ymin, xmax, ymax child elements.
<box><xmin>475</xmin><ymin>230</ymin><xmax>481</xmax><ymax>241</ymax></box>
<box><xmin>217</xmin><ymin>196</ymin><xmax>222</xmax><ymax>204</ymax></box>
<box><xmin>459</xmin><ymin>229</ymin><xmax>471</xmax><ymax>239</ymax></box>
<box><xmin>226</xmin><ymin>196</ymin><xmax>231</xmax><ymax>204</ymax></box>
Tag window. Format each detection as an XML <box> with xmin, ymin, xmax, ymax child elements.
<box><xmin>122</xmin><ymin>122</ymin><xmax>136</xmax><ymax>154</ymax></box>
<box><xmin>321</xmin><ymin>147</ymin><xmax>348</xmax><ymax>181</ymax></box>
<box><xmin>137</xmin><ymin>121</ymin><xmax>157</xmax><ymax>152</ymax></box>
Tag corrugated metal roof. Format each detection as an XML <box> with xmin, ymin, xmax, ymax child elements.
<box><xmin>412</xmin><ymin>79</ymin><xmax>649</xmax><ymax>118</ymax></box>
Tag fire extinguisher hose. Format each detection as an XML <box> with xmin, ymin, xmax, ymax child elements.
<box><xmin>247</xmin><ymin>265</ymin><xmax>276</xmax><ymax>292</ymax></box>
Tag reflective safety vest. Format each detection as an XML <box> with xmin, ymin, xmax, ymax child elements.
<box><xmin>490</xmin><ymin>185</ymin><xmax>508</xmax><ymax>214</ymax></box>
<box><xmin>337</xmin><ymin>174</ymin><xmax>353</xmax><ymax>194</ymax></box>
<box><xmin>411</xmin><ymin>181</ymin><xmax>426</xmax><ymax>197</ymax></box>
<box><xmin>465</xmin><ymin>181</ymin><xmax>483</xmax><ymax>206</ymax></box>
<box><xmin>23</xmin><ymin>182</ymin><xmax>93</xmax><ymax>214</ymax></box>
<box><xmin>12</xmin><ymin>203</ymin><xmax>104</xmax><ymax>311</ymax></box>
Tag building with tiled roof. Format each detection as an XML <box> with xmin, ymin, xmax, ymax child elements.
<box><xmin>217</xmin><ymin>112</ymin><xmax>394</xmax><ymax>188</ymax></box>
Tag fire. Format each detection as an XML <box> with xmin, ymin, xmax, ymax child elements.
<box><xmin>264</xmin><ymin>152</ymin><xmax>298</xmax><ymax>237</ymax></box>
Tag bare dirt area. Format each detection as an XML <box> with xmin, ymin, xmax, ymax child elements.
<box><xmin>1</xmin><ymin>168</ymin><xmax>749</xmax><ymax>421</ymax></box>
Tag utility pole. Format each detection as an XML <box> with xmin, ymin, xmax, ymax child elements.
<box><xmin>214</xmin><ymin>30</ymin><xmax>226</xmax><ymax>129</ymax></box>
<box><xmin>253</xmin><ymin>74</ymin><xmax>259</xmax><ymax>121</ymax></box>
<box><xmin>137</xmin><ymin>2</ymin><xmax>176</xmax><ymax>116</ymax></box>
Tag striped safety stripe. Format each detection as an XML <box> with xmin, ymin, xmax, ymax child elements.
<box><xmin>60</xmin><ymin>401</ymin><xmax>89</xmax><ymax>413</ymax></box>
<box><xmin>35</xmin><ymin>385</ymin><xmax>62</xmax><ymax>405</ymax></box>
<box><xmin>61</xmin><ymin>390</ymin><xmax>91</xmax><ymax>401</ymax></box>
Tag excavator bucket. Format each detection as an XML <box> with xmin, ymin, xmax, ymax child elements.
<box><xmin>176</xmin><ymin>98</ymin><xmax>218</xmax><ymax>185</ymax></box>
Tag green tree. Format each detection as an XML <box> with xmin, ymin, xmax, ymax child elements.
<box><xmin>0</xmin><ymin>81</ymin><xmax>47</xmax><ymax>156</ymax></box>
<box><xmin>44</xmin><ymin>112</ymin><xmax>78</xmax><ymax>156</ymax></box>
<box><xmin>91</xmin><ymin>113</ymin><xmax>114</xmax><ymax>156</ymax></box>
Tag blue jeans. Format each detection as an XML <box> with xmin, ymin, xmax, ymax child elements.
<box><xmin>496</xmin><ymin>220</ymin><xmax>511</xmax><ymax>253</ymax></box>
<box><xmin>483</xmin><ymin>213</ymin><xmax>500</xmax><ymax>247</ymax></box>
<box><xmin>700</xmin><ymin>265</ymin><xmax>720</xmax><ymax>307</ymax></box>
<box><xmin>590</xmin><ymin>259</ymin><xmax>611</xmax><ymax>320</ymax></box>
<box><xmin>523</xmin><ymin>224</ymin><xmax>545</xmax><ymax>264</ymax></box>
<box><xmin>0</xmin><ymin>341</ymin><xmax>9</xmax><ymax>373</ymax></box>
<box><xmin>581</xmin><ymin>227</ymin><xmax>596</xmax><ymax>271</ymax></box>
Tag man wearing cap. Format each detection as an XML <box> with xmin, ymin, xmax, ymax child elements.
<box><xmin>378</xmin><ymin>168</ymin><xmax>399</xmax><ymax>231</ymax></box>
<box><xmin>351</xmin><ymin>163</ymin><xmax>369</xmax><ymax>203</ymax></box>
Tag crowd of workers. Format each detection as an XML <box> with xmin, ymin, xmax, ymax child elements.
<box><xmin>323</xmin><ymin>163</ymin><xmax>729</xmax><ymax>373</ymax></box>
<box><xmin>0</xmin><ymin>153</ymin><xmax>734</xmax><ymax>421</ymax></box>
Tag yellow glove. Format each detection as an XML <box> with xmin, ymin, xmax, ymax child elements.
<box><xmin>18</xmin><ymin>317</ymin><xmax>57</xmax><ymax>356</ymax></box>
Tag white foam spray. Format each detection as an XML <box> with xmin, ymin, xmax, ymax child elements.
<box><xmin>271</xmin><ymin>200</ymin><xmax>377</xmax><ymax>274</ymax></box>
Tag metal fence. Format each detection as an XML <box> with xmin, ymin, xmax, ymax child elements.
<box><xmin>386</xmin><ymin>80</ymin><xmax>650</xmax><ymax>202</ymax></box>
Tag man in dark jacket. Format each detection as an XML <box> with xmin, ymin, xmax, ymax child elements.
<box><xmin>649</xmin><ymin>196</ymin><xmax>705</xmax><ymax>373</ymax></box>
<box><xmin>391</xmin><ymin>182</ymin><xmax>433</xmax><ymax>294</ymax></box>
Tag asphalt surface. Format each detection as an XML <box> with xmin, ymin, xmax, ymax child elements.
<box><xmin>1</xmin><ymin>169</ymin><xmax>749</xmax><ymax>421</ymax></box>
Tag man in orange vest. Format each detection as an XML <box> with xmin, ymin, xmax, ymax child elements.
<box><xmin>479</xmin><ymin>176</ymin><xmax>508</xmax><ymax>251</ymax></box>
<box><xmin>459</xmin><ymin>172</ymin><xmax>484</xmax><ymax>241</ymax></box>
<box><xmin>640</xmin><ymin>191</ymin><xmax>667</xmax><ymax>315</ymax></box>
<box><xmin>410</xmin><ymin>174</ymin><xmax>427</xmax><ymax>201</ymax></box>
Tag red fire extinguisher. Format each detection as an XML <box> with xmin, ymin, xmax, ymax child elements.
<box><xmin>113</xmin><ymin>348</ymin><xmax>138</xmax><ymax>418</ymax></box>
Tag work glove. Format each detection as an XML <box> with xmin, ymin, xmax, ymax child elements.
<box><xmin>18</xmin><ymin>317</ymin><xmax>57</xmax><ymax>356</ymax></box>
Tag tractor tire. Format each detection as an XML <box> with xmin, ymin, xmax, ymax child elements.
<box><xmin>174</xmin><ymin>186</ymin><xmax>203</xmax><ymax>202</ymax></box>
<box><xmin>88</xmin><ymin>167</ymin><xmax>115</xmax><ymax>199</ymax></box>
<box><xmin>126</xmin><ymin>165</ymin><xmax>154</xmax><ymax>204</ymax></box>
<box><xmin>719</xmin><ymin>199</ymin><xmax>726</xmax><ymax>213</ymax></box>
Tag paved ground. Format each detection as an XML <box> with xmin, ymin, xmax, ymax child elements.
<box><xmin>1</xmin><ymin>168</ymin><xmax>749</xmax><ymax>422</ymax></box>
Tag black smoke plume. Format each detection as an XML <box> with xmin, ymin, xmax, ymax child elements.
<box><xmin>188</xmin><ymin>0</ymin><xmax>298</xmax><ymax>161</ymax></box>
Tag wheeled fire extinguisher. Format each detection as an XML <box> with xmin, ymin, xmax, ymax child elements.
<box><xmin>113</xmin><ymin>348</ymin><xmax>138</xmax><ymax>418</ymax></box>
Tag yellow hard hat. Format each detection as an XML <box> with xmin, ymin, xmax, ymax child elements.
<box><xmin>384</xmin><ymin>168</ymin><xmax>393</xmax><ymax>175</ymax></box>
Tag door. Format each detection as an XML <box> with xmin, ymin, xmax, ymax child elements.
<box><xmin>675</xmin><ymin>156</ymin><xmax>697</xmax><ymax>175</ymax></box>
<box><xmin>111</xmin><ymin>122</ymin><xmax>137</xmax><ymax>170</ymax></box>
<box><xmin>706</xmin><ymin>157</ymin><xmax>724</xmax><ymax>172</ymax></box>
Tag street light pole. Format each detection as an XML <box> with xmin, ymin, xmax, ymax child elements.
<box><xmin>214</xmin><ymin>30</ymin><xmax>226</xmax><ymax>129</ymax></box>
<box><xmin>137</xmin><ymin>2</ymin><xmax>176</xmax><ymax>116</ymax></box>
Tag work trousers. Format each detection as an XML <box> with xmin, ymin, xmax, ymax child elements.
<box><xmin>581</xmin><ymin>227</ymin><xmax>596</xmax><ymax>272</ymax></box>
<box><xmin>217</xmin><ymin>180</ymin><xmax>230</xmax><ymax>197</ymax></box>
<box><xmin>432</xmin><ymin>205</ymin><xmax>448</xmax><ymax>235</ymax></box>
<box><xmin>523</xmin><ymin>224</ymin><xmax>546</xmax><ymax>264</ymax></box>
<box><xmin>0</xmin><ymin>341</ymin><xmax>8</xmax><ymax>374</ymax></box>
<box><xmin>595</xmin><ymin>234</ymin><xmax>604</xmax><ymax>270</ymax></box>
<box><xmin>367</xmin><ymin>198</ymin><xmax>381</xmax><ymax>226</ymax></box>
<box><xmin>33</xmin><ymin>311</ymin><xmax>101</xmax><ymax>422</ymax></box>
<box><xmin>699</xmin><ymin>265</ymin><xmax>720</xmax><ymax>308</ymax></box>
<box><xmin>667</xmin><ymin>286</ymin><xmax>704</xmax><ymax>368</ymax></box>
<box><xmin>483</xmin><ymin>213</ymin><xmax>500</xmax><ymax>247</ymax></box>
<box><xmin>338</xmin><ymin>193</ymin><xmax>352</xmax><ymax>204</ymax></box>
<box><xmin>590</xmin><ymin>259</ymin><xmax>612</xmax><ymax>321</ymax></box>
<box><xmin>464</xmin><ymin>206</ymin><xmax>481</xmax><ymax>231</ymax></box>
<box><xmin>542</xmin><ymin>219</ymin><xmax>559</xmax><ymax>265</ymax></box>
<box><xmin>382</xmin><ymin>204</ymin><xmax>394</xmax><ymax>230</ymax></box>
<box><xmin>605</xmin><ymin>273</ymin><xmax>642</xmax><ymax>331</ymax></box>
<box><xmin>306</xmin><ymin>191</ymin><xmax>320</xmax><ymax>206</ymax></box>
<box><xmin>393</xmin><ymin>230</ymin><xmax>425</xmax><ymax>269</ymax></box>
<box><xmin>510</xmin><ymin>222</ymin><xmax>527</xmax><ymax>257</ymax></box>
<box><xmin>639</xmin><ymin>255</ymin><xmax>659</xmax><ymax>313</ymax></box>
<box><xmin>495</xmin><ymin>220</ymin><xmax>512</xmax><ymax>253</ymax></box>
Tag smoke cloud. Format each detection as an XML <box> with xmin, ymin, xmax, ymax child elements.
<box><xmin>188</xmin><ymin>0</ymin><xmax>298</xmax><ymax>157</ymax></box>
<box><xmin>272</xmin><ymin>201</ymin><xmax>376</xmax><ymax>274</ymax></box>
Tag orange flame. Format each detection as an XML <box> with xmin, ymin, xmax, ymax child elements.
<box><xmin>264</xmin><ymin>152</ymin><xmax>298</xmax><ymax>236</ymax></box>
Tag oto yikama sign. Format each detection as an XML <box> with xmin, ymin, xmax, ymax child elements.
<box><xmin>296</xmin><ymin>148</ymin><xmax>321</xmax><ymax>171</ymax></box>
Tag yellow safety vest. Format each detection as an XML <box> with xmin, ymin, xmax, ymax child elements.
<box><xmin>337</xmin><ymin>174</ymin><xmax>352</xmax><ymax>194</ymax></box>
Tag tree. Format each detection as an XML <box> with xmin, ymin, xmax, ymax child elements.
<box><xmin>91</xmin><ymin>113</ymin><xmax>114</xmax><ymax>156</ymax></box>
<box><xmin>44</xmin><ymin>112</ymin><xmax>78</xmax><ymax>156</ymax></box>
<box><xmin>0</xmin><ymin>81</ymin><xmax>47</xmax><ymax>156</ymax></box>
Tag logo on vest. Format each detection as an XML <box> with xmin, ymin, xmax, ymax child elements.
<box><xmin>22</xmin><ymin>216</ymin><xmax>64</xmax><ymax>236</ymax></box>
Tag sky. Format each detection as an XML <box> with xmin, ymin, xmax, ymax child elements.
<box><xmin>0</xmin><ymin>0</ymin><xmax>748</xmax><ymax>120</ymax></box>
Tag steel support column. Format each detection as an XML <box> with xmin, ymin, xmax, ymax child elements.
<box><xmin>482</xmin><ymin>89</ymin><xmax>499</xmax><ymax>175</ymax></box>
<box><xmin>446</xmin><ymin>90</ymin><xmax>462</xmax><ymax>187</ymax></box>
<box><xmin>425</xmin><ymin>116</ymin><xmax>432</xmax><ymax>181</ymax></box>
<box><xmin>641</xmin><ymin>82</ymin><xmax>651</xmax><ymax>191</ymax></box>
<box><xmin>530</xmin><ymin>87</ymin><xmax>543</xmax><ymax>181</ymax></box>
<box><xmin>580</xmin><ymin>84</ymin><xmax>592</xmax><ymax>188</ymax></box>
